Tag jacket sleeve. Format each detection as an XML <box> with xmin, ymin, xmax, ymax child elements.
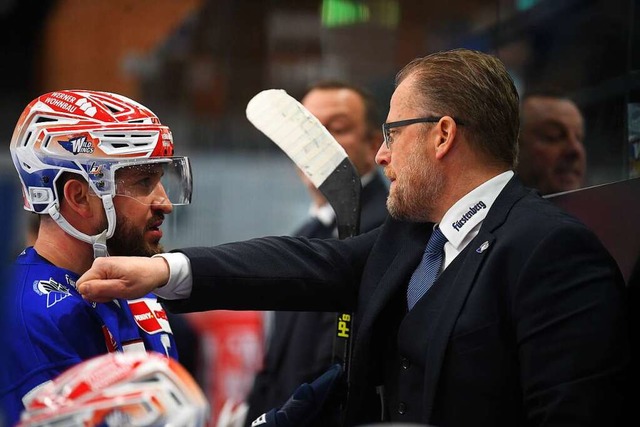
<box><xmin>164</xmin><ymin>228</ymin><xmax>381</xmax><ymax>314</ymax></box>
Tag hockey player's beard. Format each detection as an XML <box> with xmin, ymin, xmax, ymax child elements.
<box><xmin>107</xmin><ymin>214</ymin><xmax>165</xmax><ymax>257</ymax></box>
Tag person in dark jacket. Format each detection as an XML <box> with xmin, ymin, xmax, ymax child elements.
<box><xmin>78</xmin><ymin>49</ymin><xmax>630</xmax><ymax>426</ymax></box>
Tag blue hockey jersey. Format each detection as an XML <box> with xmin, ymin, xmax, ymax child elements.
<box><xmin>0</xmin><ymin>247</ymin><xmax>180</xmax><ymax>426</ymax></box>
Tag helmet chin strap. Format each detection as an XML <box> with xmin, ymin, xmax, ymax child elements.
<box><xmin>47</xmin><ymin>195</ymin><xmax>117</xmax><ymax>259</ymax></box>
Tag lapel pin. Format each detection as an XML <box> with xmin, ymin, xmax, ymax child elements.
<box><xmin>476</xmin><ymin>240</ymin><xmax>490</xmax><ymax>253</ymax></box>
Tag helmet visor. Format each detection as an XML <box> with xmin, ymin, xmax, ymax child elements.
<box><xmin>113</xmin><ymin>157</ymin><xmax>192</xmax><ymax>205</ymax></box>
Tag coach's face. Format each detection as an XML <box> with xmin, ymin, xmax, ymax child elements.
<box><xmin>376</xmin><ymin>75</ymin><xmax>444</xmax><ymax>222</ymax></box>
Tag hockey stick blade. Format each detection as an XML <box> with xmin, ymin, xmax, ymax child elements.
<box><xmin>246</xmin><ymin>89</ymin><xmax>361</xmax><ymax>238</ymax></box>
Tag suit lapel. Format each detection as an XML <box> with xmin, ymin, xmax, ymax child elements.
<box><xmin>352</xmin><ymin>221</ymin><xmax>430</xmax><ymax>367</ymax></box>
<box><xmin>421</xmin><ymin>176</ymin><xmax>530</xmax><ymax>419</ymax></box>
<box><xmin>421</xmin><ymin>229</ymin><xmax>495</xmax><ymax>418</ymax></box>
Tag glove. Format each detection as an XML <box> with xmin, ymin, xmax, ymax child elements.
<box><xmin>250</xmin><ymin>364</ymin><xmax>343</xmax><ymax>427</ymax></box>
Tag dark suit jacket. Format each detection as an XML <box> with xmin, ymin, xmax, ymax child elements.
<box><xmin>168</xmin><ymin>176</ymin><xmax>630</xmax><ymax>426</ymax></box>
<box><xmin>244</xmin><ymin>172</ymin><xmax>388</xmax><ymax>424</ymax></box>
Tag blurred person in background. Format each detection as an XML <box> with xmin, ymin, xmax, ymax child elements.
<box><xmin>241</xmin><ymin>80</ymin><xmax>389</xmax><ymax>426</ymax></box>
<box><xmin>517</xmin><ymin>90</ymin><xmax>586</xmax><ymax>195</ymax></box>
<box><xmin>0</xmin><ymin>90</ymin><xmax>192</xmax><ymax>426</ymax></box>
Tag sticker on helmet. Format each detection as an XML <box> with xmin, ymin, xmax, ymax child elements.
<box><xmin>59</xmin><ymin>135</ymin><xmax>94</xmax><ymax>155</ymax></box>
<box><xmin>43</xmin><ymin>92</ymin><xmax>97</xmax><ymax>117</ymax></box>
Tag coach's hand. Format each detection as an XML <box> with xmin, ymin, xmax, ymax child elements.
<box><xmin>78</xmin><ymin>256</ymin><xmax>169</xmax><ymax>303</ymax></box>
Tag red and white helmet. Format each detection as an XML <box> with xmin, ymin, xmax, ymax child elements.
<box><xmin>18</xmin><ymin>352</ymin><xmax>210</xmax><ymax>427</ymax></box>
<box><xmin>10</xmin><ymin>90</ymin><xmax>192</xmax><ymax>256</ymax></box>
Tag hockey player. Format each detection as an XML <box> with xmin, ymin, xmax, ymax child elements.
<box><xmin>0</xmin><ymin>90</ymin><xmax>192</xmax><ymax>426</ymax></box>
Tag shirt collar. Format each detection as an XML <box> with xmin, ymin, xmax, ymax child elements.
<box><xmin>440</xmin><ymin>170</ymin><xmax>513</xmax><ymax>248</ymax></box>
<box><xmin>360</xmin><ymin>169</ymin><xmax>376</xmax><ymax>187</ymax></box>
<box><xmin>309</xmin><ymin>203</ymin><xmax>336</xmax><ymax>226</ymax></box>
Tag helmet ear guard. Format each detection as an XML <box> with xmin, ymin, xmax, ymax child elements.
<box><xmin>10</xmin><ymin>90</ymin><xmax>192</xmax><ymax>257</ymax></box>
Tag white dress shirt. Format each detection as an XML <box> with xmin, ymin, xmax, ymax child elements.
<box><xmin>438</xmin><ymin>170</ymin><xmax>513</xmax><ymax>270</ymax></box>
<box><xmin>308</xmin><ymin>169</ymin><xmax>378</xmax><ymax>228</ymax></box>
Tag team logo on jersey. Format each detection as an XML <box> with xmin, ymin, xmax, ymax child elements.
<box><xmin>33</xmin><ymin>277</ymin><xmax>71</xmax><ymax>308</ymax></box>
<box><xmin>60</xmin><ymin>135</ymin><xmax>95</xmax><ymax>155</ymax></box>
<box><xmin>66</xmin><ymin>275</ymin><xmax>77</xmax><ymax>288</ymax></box>
<box><xmin>128</xmin><ymin>298</ymin><xmax>173</xmax><ymax>335</ymax></box>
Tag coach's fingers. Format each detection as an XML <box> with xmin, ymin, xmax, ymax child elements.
<box><xmin>77</xmin><ymin>278</ymin><xmax>131</xmax><ymax>303</ymax></box>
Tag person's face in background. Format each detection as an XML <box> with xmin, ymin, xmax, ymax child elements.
<box><xmin>302</xmin><ymin>88</ymin><xmax>379</xmax><ymax>177</ymax></box>
<box><xmin>106</xmin><ymin>164</ymin><xmax>174</xmax><ymax>256</ymax></box>
<box><xmin>297</xmin><ymin>87</ymin><xmax>380</xmax><ymax>205</ymax></box>
<box><xmin>518</xmin><ymin>95</ymin><xmax>586</xmax><ymax>195</ymax></box>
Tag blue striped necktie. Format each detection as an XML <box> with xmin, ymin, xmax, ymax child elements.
<box><xmin>407</xmin><ymin>227</ymin><xmax>448</xmax><ymax>310</ymax></box>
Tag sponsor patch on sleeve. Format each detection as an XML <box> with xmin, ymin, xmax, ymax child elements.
<box><xmin>127</xmin><ymin>298</ymin><xmax>173</xmax><ymax>335</ymax></box>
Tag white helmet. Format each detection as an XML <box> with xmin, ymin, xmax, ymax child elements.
<box><xmin>10</xmin><ymin>90</ymin><xmax>192</xmax><ymax>257</ymax></box>
<box><xmin>17</xmin><ymin>352</ymin><xmax>210</xmax><ymax>427</ymax></box>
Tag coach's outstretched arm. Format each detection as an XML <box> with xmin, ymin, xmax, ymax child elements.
<box><xmin>78</xmin><ymin>256</ymin><xmax>171</xmax><ymax>302</ymax></box>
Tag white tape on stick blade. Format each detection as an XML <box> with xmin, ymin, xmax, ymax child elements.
<box><xmin>246</xmin><ymin>89</ymin><xmax>347</xmax><ymax>189</ymax></box>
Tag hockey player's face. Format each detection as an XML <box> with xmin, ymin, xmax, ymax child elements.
<box><xmin>107</xmin><ymin>166</ymin><xmax>173</xmax><ymax>256</ymax></box>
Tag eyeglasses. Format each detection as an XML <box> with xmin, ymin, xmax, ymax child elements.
<box><xmin>382</xmin><ymin>116</ymin><xmax>465</xmax><ymax>149</ymax></box>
